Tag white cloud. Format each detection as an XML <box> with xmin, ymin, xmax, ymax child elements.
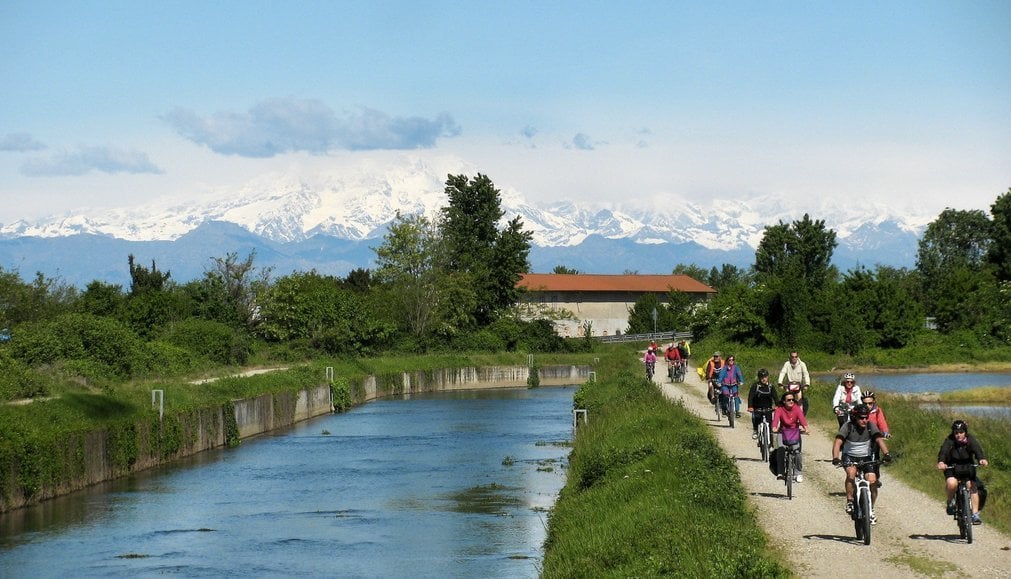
<box><xmin>20</xmin><ymin>146</ymin><xmax>162</xmax><ymax>177</ymax></box>
<box><xmin>163</xmin><ymin>98</ymin><xmax>461</xmax><ymax>157</ymax></box>
<box><xmin>0</xmin><ymin>132</ymin><xmax>47</xmax><ymax>152</ymax></box>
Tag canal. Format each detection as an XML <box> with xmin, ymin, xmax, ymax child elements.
<box><xmin>0</xmin><ymin>386</ymin><xmax>576</xmax><ymax>578</ymax></box>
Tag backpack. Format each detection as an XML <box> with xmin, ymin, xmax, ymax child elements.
<box><xmin>769</xmin><ymin>446</ymin><xmax>786</xmax><ymax>476</ymax></box>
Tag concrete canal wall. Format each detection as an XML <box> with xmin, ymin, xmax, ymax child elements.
<box><xmin>2</xmin><ymin>365</ymin><xmax>590</xmax><ymax>513</ymax></box>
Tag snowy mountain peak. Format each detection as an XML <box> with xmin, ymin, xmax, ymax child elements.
<box><xmin>0</xmin><ymin>155</ymin><xmax>928</xmax><ymax>254</ymax></box>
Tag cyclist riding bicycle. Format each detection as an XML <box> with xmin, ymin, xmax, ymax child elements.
<box><xmin>831</xmin><ymin>373</ymin><xmax>863</xmax><ymax>427</ymax></box>
<box><xmin>772</xmin><ymin>390</ymin><xmax>808</xmax><ymax>482</ymax></box>
<box><xmin>832</xmin><ymin>404</ymin><xmax>891</xmax><ymax>524</ymax></box>
<box><xmin>937</xmin><ymin>420</ymin><xmax>988</xmax><ymax>525</ymax></box>
<box><xmin>643</xmin><ymin>347</ymin><xmax>657</xmax><ymax>378</ymax></box>
<box><xmin>703</xmin><ymin>352</ymin><xmax>725</xmax><ymax>403</ymax></box>
<box><xmin>747</xmin><ymin>368</ymin><xmax>777</xmax><ymax>440</ymax></box>
<box><xmin>716</xmin><ymin>354</ymin><xmax>744</xmax><ymax>418</ymax></box>
<box><xmin>664</xmin><ymin>343</ymin><xmax>682</xmax><ymax>379</ymax></box>
<box><xmin>777</xmin><ymin>350</ymin><xmax>811</xmax><ymax>415</ymax></box>
<box><xmin>862</xmin><ymin>391</ymin><xmax>891</xmax><ymax>487</ymax></box>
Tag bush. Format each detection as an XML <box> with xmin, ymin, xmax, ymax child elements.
<box><xmin>9</xmin><ymin>313</ymin><xmax>146</xmax><ymax>379</ymax></box>
<box><xmin>160</xmin><ymin>318</ymin><xmax>251</xmax><ymax>365</ymax></box>
<box><xmin>0</xmin><ymin>353</ymin><xmax>50</xmax><ymax>401</ymax></box>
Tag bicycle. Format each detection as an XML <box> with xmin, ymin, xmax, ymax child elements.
<box><xmin>775</xmin><ymin>428</ymin><xmax>805</xmax><ymax>499</ymax></box>
<box><xmin>718</xmin><ymin>383</ymin><xmax>740</xmax><ymax>428</ymax></box>
<box><xmin>710</xmin><ymin>379</ymin><xmax>721</xmax><ymax>422</ymax></box>
<box><xmin>754</xmin><ymin>409</ymin><xmax>773</xmax><ymax>462</ymax></box>
<box><xmin>672</xmin><ymin>360</ymin><xmax>687</xmax><ymax>383</ymax></box>
<box><xmin>645</xmin><ymin>360</ymin><xmax>656</xmax><ymax>381</ymax></box>
<box><xmin>839</xmin><ymin>458</ymin><xmax>883</xmax><ymax>545</ymax></box>
<box><xmin>950</xmin><ymin>464</ymin><xmax>981</xmax><ymax>544</ymax></box>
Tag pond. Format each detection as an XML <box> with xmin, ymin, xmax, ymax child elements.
<box><xmin>816</xmin><ymin>372</ymin><xmax>1011</xmax><ymax>394</ymax></box>
<box><xmin>0</xmin><ymin>386</ymin><xmax>576</xmax><ymax>578</ymax></box>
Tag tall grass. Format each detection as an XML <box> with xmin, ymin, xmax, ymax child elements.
<box><xmin>541</xmin><ymin>345</ymin><xmax>787</xmax><ymax>578</ymax></box>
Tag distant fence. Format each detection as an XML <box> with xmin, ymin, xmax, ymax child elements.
<box><xmin>596</xmin><ymin>331</ymin><xmax>693</xmax><ymax>344</ymax></box>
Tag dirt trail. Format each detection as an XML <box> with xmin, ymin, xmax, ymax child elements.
<box><xmin>655</xmin><ymin>361</ymin><xmax>1011</xmax><ymax>578</ymax></box>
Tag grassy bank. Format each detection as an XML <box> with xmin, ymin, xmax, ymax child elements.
<box><xmin>0</xmin><ymin>352</ymin><xmax>597</xmax><ymax>511</ymax></box>
<box><xmin>541</xmin><ymin>345</ymin><xmax>788</xmax><ymax>578</ymax></box>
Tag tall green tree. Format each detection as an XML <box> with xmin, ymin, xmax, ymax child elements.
<box><xmin>439</xmin><ymin>174</ymin><xmax>532</xmax><ymax>326</ymax></box>
<box><xmin>754</xmin><ymin>214</ymin><xmax>837</xmax><ymax>346</ymax></box>
<box><xmin>374</xmin><ymin>212</ymin><xmax>443</xmax><ymax>339</ymax></box>
<box><xmin>986</xmin><ymin>188</ymin><xmax>1011</xmax><ymax>282</ymax></box>
<box><xmin>916</xmin><ymin>208</ymin><xmax>992</xmax><ymax>332</ymax></box>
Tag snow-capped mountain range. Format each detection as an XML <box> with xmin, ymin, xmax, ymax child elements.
<box><xmin>0</xmin><ymin>156</ymin><xmax>929</xmax><ymax>287</ymax></box>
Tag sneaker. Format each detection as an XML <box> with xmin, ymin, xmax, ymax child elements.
<box><xmin>776</xmin><ymin>474</ymin><xmax>784</xmax><ymax>480</ymax></box>
<box><xmin>794</xmin><ymin>474</ymin><xmax>803</xmax><ymax>483</ymax></box>
<box><xmin>972</xmin><ymin>514</ymin><xmax>982</xmax><ymax>525</ymax></box>
<box><xmin>845</xmin><ymin>501</ymin><xmax>854</xmax><ymax>514</ymax></box>
<box><xmin>946</xmin><ymin>500</ymin><xmax>956</xmax><ymax>516</ymax></box>
<box><xmin>736</xmin><ymin>412</ymin><xmax>741</xmax><ymax>418</ymax></box>
<box><xmin>752</xmin><ymin>432</ymin><xmax>758</xmax><ymax>440</ymax></box>
<box><xmin>870</xmin><ymin>513</ymin><xmax>877</xmax><ymax>525</ymax></box>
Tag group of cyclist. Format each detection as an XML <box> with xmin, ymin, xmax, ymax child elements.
<box><xmin>665</xmin><ymin>347</ymin><xmax>991</xmax><ymax>527</ymax></box>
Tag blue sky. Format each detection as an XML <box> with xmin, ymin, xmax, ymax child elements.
<box><xmin>2</xmin><ymin>1</ymin><xmax>1009</xmax><ymax>224</ymax></box>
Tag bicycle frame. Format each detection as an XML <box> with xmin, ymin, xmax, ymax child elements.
<box><xmin>755</xmin><ymin>410</ymin><xmax>772</xmax><ymax>462</ymax></box>
<box><xmin>718</xmin><ymin>384</ymin><xmax>740</xmax><ymax>428</ymax></box>
<box><xmin>841</xmin><ymin>459</ymin><xmax>881</xmax><ymax>545</ymax></box>
<box><xmin>951</xmin><ymin>464</ymin><xmax>980</xmax><ymax>544</ymax></box>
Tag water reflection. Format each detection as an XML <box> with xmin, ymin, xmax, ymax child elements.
<box><xmin>0</xmin><ymin>386</ymin><xmax>575</xmax><ymax>578</ymax></box>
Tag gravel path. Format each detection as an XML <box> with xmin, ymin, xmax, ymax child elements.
<box><xmin>655</xmin><ymin>363</ymin><xmax>1011</xmax><ymax>578</ymax></box>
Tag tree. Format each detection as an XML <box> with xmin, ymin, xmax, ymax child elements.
<box><xmin>916</xmin><ymin>208</ymin><xmax>992</xmax><ymax>331</ymax></box>
<box><xmin>374</xmin><ymin>212</ymin><xmax>443</xmax><ymax>339</ymax></box>
<box><xmin>205</xmin><ymin>251</ymin><xmax>271</xmax><ymax>329</ymax></box>
<box><xmin>754</xmin><ymin>214</ymin><xmax>838</xmax><ymax>346</ymax></box>
<box><xmin>986</xmin><ymin>188</ymin><xmax>1011</xmax><ymax>282</ymax></box>
<box><xmin>128</xmin><ymin>255</ymin><xmax>170</xmax><ymax>295</ymax></box>
<box><xmin>553</xmin><ymin>265</ymin><xmax>580</xmax><ymax>274</ymax></box>
<box><xmin>439</xmin><ymin>174</ymin><xmax>532</xmax><ymax>327</ymax></box>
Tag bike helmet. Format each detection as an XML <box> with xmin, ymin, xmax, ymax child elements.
<box><xmin>951</xmin><ymin>420</ymin><xmax>968</xmax><ymax>434</ymax></box>
<box><xmin>757</xmin><ymin>368</ymin><xmax>769</xmax><ymax>379</ymax></box>
<box><xmin>862</xmin><ymin>391</ymin><xmax>875</xmax><ymax>399</ymax></box>
<box><xmin>842</xmin><ymin>372</ymin><xmax>856</xmax><ymax>383</ymax></box>
<box><xmin>850</xmin><ymin>403</ymin><xmax>870</xmax><ymax>419</ymax></box>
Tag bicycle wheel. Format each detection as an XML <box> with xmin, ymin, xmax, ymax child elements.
<box><xmin>961</xmin><ymin>487</ymin><xmax>974</xmax><ymax>544</ymax></box>
<box><xmin>785</xmin><ymin>453</ymin><xmax>793</xmax><ymax>500</ymax></box>
<box><xmin>759</xmin><ymin>423</ymin><xmax>770</xmax><ymax>462</ymax></box>
<box><xmin>727</xmin><ymin>400</ymin><xmax>735</xmax><ymax>428</ymax></box>
<box><xmin>860</xmin><ymin>489</ymin><xmax>872</xmax><ymax>545</ymax></box>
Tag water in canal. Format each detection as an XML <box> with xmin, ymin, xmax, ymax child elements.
<box><xmin>0</xmin><ymin>386</ymin><xmax>576</xmax><ymax>578</ymax></box>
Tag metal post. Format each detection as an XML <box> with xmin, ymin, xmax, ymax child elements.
<box><xmin>151</xmin><ymin>389</ymin><xmax>164</xmax><ymax>420</ymax></box>
<box><xmin>326</xmin><ymin>367</ymin><xmax>335</xmax><ymax>412</ymax></box>
<box><xmin>573</xmin><ymin>409</ymin><xmax>588</xmax><ymax>429</ymax></box>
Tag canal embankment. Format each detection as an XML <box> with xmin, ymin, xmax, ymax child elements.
<box><xmin>1</xmin><ymin>364</ymin><xmax>590</xmax><ymax>513</ymax></box>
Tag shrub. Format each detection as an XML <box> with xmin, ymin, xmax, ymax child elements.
<box><xmin>0</xmin><ymin>354</ymin><xmax>50</xmax><ymax>401</ymax></box>
<box><xmin>9</xmin><ymin>313</ymin><xmax>146</xmax><ymax>379</ymax></box>
<box><xmin>160</xmin><ymin>318</ymin><xmax>251</xmax><ymax>365</ymax></box>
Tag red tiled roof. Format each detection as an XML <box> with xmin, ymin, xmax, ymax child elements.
<box><xmin>517</xmin><ymin>273</ymin><xmax>716</xmax><ymax>294</ymax></box>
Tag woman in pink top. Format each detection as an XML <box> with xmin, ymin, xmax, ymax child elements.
<box><xmin>772</xmin><ymin>391</ymin><xmax>809</xmax><ymax>482</ymax></box>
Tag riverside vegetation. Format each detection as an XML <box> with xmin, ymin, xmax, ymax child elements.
<box><xmin>0</xmin><ymin>352</ymin><xmax>595</xmax><ymax>512</ymax></box>
<box><xmin>541</xmin><ymin>345</ymin><xmax>789</xmax><ymax>577</ymax></box>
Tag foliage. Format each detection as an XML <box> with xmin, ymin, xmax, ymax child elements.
<box><xmin>160</xmin><ymin>318</ymin><xmax>252</xmax><ymax>365</ymax></box>
<box><xmin>9</xmin><ymin>313</ymin><xmax>147</xmax><ymax>381</ymax></box>
<box><xmin>331</xmin><ymin>377</ymin><xmax>352</xmax><ymax>413</ymax></box>
<box><xmin>986</xmin><ymin>188</ymin><xmax>1011</xmax><ymax>282</ymax></box>
<box><xmin>440</xmin><ymin>174</ymin><xmax>533</xmax><ymax>327</ymax></box>
<box><xmin>541</xmin><ymin>348</ymin><xmax>787</xmax><ymax>577</ymax></box>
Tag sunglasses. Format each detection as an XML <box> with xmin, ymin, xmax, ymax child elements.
<box><xmin>784</xmin><ymin>398</ymin><xmax>795</xmax><ymax>402</ymax></box>
<box><xmin>855</xmin><ymin>416</ymin><xmax>869</xmax><ymax>420</ymax></box>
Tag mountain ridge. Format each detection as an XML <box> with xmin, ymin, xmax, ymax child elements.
<box><xmin>0</xmin><ymin>156</ymin><xmax>925</xmax><ymax>287</ymax></box>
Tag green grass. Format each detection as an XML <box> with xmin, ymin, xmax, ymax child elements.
<box><xmin>541</xmin><ymin>345</ymin><xmax>788</xmax><ymax>578</ymax></box>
